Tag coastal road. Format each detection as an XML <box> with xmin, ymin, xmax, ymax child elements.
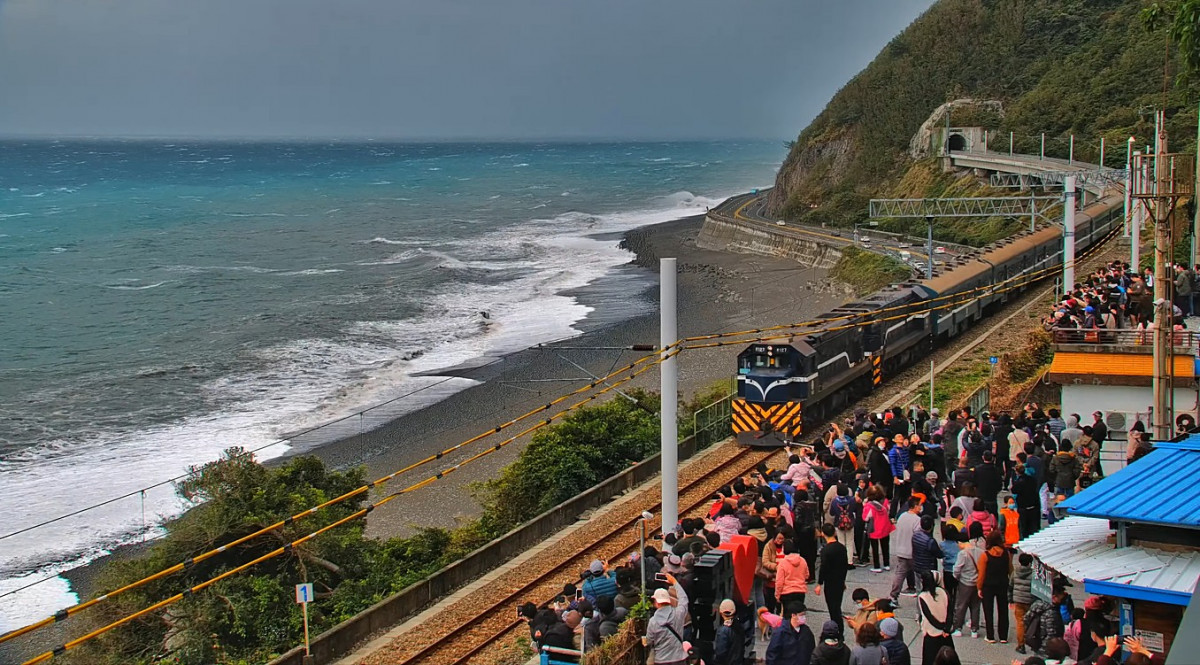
<box><xmin>718</xmin><ymin>190</ymin><xmax>961</xmax><ymax>269</ymax></box>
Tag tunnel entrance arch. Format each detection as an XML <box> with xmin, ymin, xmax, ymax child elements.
<box><xmin>948</xmin><ymin>133</ymin><xmax>968</xmax><ymax>152</ymax></box>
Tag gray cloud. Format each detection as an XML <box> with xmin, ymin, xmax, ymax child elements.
<box><xmin>0</xmin><ymin>0</ymin><xmax>933</xmax><ymax>139</ymax></box>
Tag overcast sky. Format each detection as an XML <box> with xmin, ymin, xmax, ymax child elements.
<box><xmin>0</xmin><ymin>0</ymin><xmax>934</xmax><ymax>140</ymax></box>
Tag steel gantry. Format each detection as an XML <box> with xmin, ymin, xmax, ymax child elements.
<box><xmin>868</xmin><ymin>194</ymin><xmax>1065</xmax><ymax>281</ymax></box>
<box><xmin>868</xmin><ymin>195</ymin><xmax>1062</xmax><ymax>222</ymax></box>
<box><xmin>989</xmin><ymin>169</ymin><xmax>1129</xmax><ymax>195</ymax></box>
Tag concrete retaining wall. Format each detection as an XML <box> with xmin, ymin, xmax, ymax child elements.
<box><xmin>696</xmin><ymin>215</ymin><xmax>843</xmax><ymax>268</ymax></box>
<box><xmin>268</xmin><ymin>436</ymin><xmax>705</xmax><ymax>665</ymax></box>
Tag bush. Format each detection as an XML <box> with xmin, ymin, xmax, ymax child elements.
<box><xmin>829</xmin><ymin>246</ymin><xmax>912</xmax><ymax>295</ymax></box>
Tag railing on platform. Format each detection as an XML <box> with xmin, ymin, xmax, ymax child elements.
<box><xmin>1049</xmin><ymin>327</ymin><xmax>1200</xmax><ymax>352</ymax></box>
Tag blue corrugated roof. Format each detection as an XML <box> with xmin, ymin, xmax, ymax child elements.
<box><xmin>1059</xmin><ymin>442</ymin><xmax>1200</xmax><ymax>528</ymax></box>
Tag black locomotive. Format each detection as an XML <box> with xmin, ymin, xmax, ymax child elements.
<box><xmin>733</xmin><ymin>192</ymin><xmax>1125</xmax><ymax>447</ymax></box>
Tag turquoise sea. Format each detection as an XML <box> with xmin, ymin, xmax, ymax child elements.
<box><xmin>0</xmin><ymin>139</ymin><xmax>782</xmax><ymax>628</ymax></box>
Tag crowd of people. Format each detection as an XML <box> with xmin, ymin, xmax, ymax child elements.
<box><xmin>1041</xmin><ymin>259</ymin><xmax>1200</xmax><ymax>334</ymax></box>
<box><xmin>520</xmin><ymin>402</ymin><xmax>1162</xmax><ymax>665</ymax></box>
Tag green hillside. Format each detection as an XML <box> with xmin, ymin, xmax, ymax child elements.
<box><xmin>769</xmin><ymin>0</ymin><xmax>1200</xmax><ymax>239</ymax></box>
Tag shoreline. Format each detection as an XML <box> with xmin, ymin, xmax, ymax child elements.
<box><xmin>3</xmin><ymin>212</ymin><xmax>846</xmax><ymax>664</ymax></box>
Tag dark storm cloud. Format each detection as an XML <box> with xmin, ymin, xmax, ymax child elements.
<box><xmin>0</xmin><ymin>0</ymin><xmax>933</xmax><ymax>139</ymax></box>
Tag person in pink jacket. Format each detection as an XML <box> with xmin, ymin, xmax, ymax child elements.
<box><xmin>774</xmin><ymin>540</ymin><xmax>810</xmax><ymax>607</ymax></box>
<box><xmin>862</xmin><ymin>485</ymin><xmax>894</xmax><ymax>572</ymax></box>
<box><xmin>964</xmin><ymin>498</ymin><xmax>997</xmax><ymax>536</ymax></box>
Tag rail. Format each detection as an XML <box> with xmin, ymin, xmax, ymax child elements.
<box><xmin>265</xmin><ymin>436</ymin><xmax>761</xmax><ymax>665</ymax></box>
<box><xmin>1049</xmin><ymin>327</ymin><xmax>1200</xmax><ymax>353</ymax></box>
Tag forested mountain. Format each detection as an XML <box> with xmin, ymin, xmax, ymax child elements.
<box><xmin>769</xmin><ymin>0</ymin><xmax>1198</xmax><ymax>235</ymax></box>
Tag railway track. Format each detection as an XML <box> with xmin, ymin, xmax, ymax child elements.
<box><xmin>358</xmin><ymin>443</ymin><xmax>773</xmax><ymax>665</ymax></box>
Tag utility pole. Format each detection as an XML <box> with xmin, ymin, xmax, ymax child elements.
<box><xmin>1133</xmin><ymin>150</ymin><xmax>1143</xmax><ymax>270</ymax></box>
<box><xmin>1126</xmin><ymin>137</ymin><xmax>1135</xmax><ymax>238</ymax></box>
<box><xmin>659</xmin><ymin>258</ymin><xmax>678</xmax><ymax>529</ymax></box>
<box><xmin>1194</xmin><ymin>102</ymin><xmax>1200</xmax><ymax>267</ymax></box>
<box><xmin>926</xmin><ymin>216</ymin><xmax>934</xmax><ymax>280</ymax></box>
<box><xmin>1064</xmin><ymin>176</ymin><xmax>1077</xmax><ymax>291</ymax></box>
<box><xmin>1151</xmin><ymin>111</ymin><xmax>1173</xmax><ymax>441</ymax></box>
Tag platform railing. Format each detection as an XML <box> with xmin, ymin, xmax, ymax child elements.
<box><xmin>1049</xmin><ymin>327</ymin><xmax>1200</xmax><ymax>352</ymax></box>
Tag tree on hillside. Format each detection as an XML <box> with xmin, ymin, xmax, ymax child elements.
<box><xmin>474</xmin><ymin>389</ymin><xmax>661</xmax><ymax>537</ymax></box>
<box><xmin>68</xmin><ymin>449</ymin><xmax>448</xmax><ymax>665</ymax></box>
<box><xmin>1145</xmin><ymin>1</ymin><xmax>1200</xmax><ymax>75</ymax></box>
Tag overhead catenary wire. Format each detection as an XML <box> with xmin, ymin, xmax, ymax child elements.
<box><xmin>7</xmin><ymin>208</ymin><xmax>1126</xmax><ymax>653</ymax></box>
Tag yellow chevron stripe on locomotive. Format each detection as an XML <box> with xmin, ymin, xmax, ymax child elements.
<box><xmin>732</xmin><ymin>398</ymin><xmax>803</xmax><ymax>447</ymax></box>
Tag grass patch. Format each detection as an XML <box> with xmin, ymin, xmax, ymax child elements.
<box><xmin>829</xmin><ymin>246</ymin><xmax>912</xmax><ymax>296</ymax></box>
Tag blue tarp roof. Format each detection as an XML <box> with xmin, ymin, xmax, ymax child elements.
<box><xmin>1059</xmin><ymin>438</ymin><xmax>1200</xmax><ymax>528</ymax></box>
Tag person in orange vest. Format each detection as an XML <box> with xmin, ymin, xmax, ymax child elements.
<box><xmin>998</xmin><ymin>495</ymin><xmax>1021</xmax><ymax>549</ymax></box>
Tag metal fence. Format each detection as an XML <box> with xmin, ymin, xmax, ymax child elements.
<box><xmin>692</xmin><ymin>390</ymin><xmax>735</xmax><ymax>450</ymax></box>
<box><xmin>963</xmin><ymin>384</ymin><xmax>991</xmax><ymax>416</ymax></box>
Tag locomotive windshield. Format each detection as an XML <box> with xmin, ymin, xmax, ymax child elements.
<box><xmin>738</xmin><ymin>345</ymin><xmax>794</xmax><ymax>374</ymax></box>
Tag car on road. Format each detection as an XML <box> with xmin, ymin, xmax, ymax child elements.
<box><xmin>934</xmin><ymin>246</ymin><xmax>946</xmax><ymax>254</ymax></box>
<box><xmin>898</xmin><ymin>241</ymin><xmax>911</xmax><ymax>248</ymax></box>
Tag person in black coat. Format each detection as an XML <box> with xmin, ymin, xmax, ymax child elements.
<box><xmin>867</xmin><ymin>438</ymin><xmax>891</xmax><ymax>489</ymax></box>
<box><xmin>973</xmin><ymin>452</ymin><xmax>1003</xmax><ymax>517</ymax></box>
<box><xmin>767</xmin><ymin>602</ymin><xmax>816</xmax><ymax>665</ymax></box>
<box><xmin>1010</xmin><ymin>464</ymin><xmax>1041</xmax><ymax>538</ymax></box>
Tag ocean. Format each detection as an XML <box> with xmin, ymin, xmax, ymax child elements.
<box><xmin>0</xmin><ymin>139</ymin><xmax>782</xmax><ymax>630</ymax></box>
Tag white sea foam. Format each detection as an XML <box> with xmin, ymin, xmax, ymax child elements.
<box><xmin>104</xmin><ymin>281</ymin><xmax>169</xmax><ymax>290</ymax></box>
<box><xmin>363</xmin><ymin>237</ymin><xmax>422</xmax><ymax>246</ymax></box>
<box><xmin>0</xmin><ymin>571</ymin><xmax>79</xmax><ymax>634</ymax></box>
<box><xmin>0</xmin><ymin>212</ymin><xmax>32</xmax><ymax>219</ymax></box>
<box><xmin>280</xmin><ymin>269</ymin><xmax>345</xmax><ymax>276</ymax></box>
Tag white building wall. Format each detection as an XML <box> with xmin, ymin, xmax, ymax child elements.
<box><xmin>1061</xmin><ymin>384</ymin><xmax>1200</xmax><ymax>475</ymax></box>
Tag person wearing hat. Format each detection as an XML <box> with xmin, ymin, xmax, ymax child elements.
<box><xmin>766</xmin><ymin>601</ymin><xmax>815</xmax><ymax>665</ymax></box>
<box><xmin>879</xmin><ymin>617</ymin><xmax>911</xmax><ymax>665</ymax></box>
<box><xmin>812</xmin><ymin>619</ymin><xmax>851</xmax><ymax>665</ymax></box>
<box><xmin>644</xmin><ymin>573</ymin><xmax>690</xmax><ymax>665</ymax></box>
<box><xmin>581</xmin><ymin>558</ymin><xmax>617</xmax><ymax>603</ymax></box>
<box><xmin>714</xmin><ymin>599</ymin><xmax>748</xmax><ymax>665</ymax></box>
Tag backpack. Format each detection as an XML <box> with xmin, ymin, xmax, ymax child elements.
<box><xmin>834</xmin><ymin>498</ymin><xmax>854</xmax><ymax>530</ymax></box>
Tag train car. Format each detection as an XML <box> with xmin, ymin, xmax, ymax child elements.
<box><xmin>731</xmin><ymin>191</ymin><xmax>1125</xmax><ymax>448</ymax></box>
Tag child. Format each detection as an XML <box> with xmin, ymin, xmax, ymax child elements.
<box><xmin>1064</xmin><ymin>607</ymin><xmax>1085</xmax><ymax>660</ymax></box>
<box><xmin>1010</xmin><ymin>553</ymin><xmax>1035</xmax><ymax>654</ymax></box>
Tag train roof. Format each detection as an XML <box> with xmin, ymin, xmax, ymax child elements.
<box><xmin>921</xmin><ymin>258</ymin><xmax>992</xmax><ymax>295</ymax></box>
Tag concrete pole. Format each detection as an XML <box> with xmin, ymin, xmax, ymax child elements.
<box><xmin>1070</xmin><ymin>135</ymin><xmax>1075</xmax><ymax>164</ymax></box>
<box><xmin>659</xmin><ymin>257</ymin><xmax>678</xmax><ymax>530</ymax></box>
<box><xmin>1010</xmin><ymin>132</ymin><xmax>1014</xmax><ymax>156</ymax></box>
<box><xmin>1193</xmin><ymin>102</ymin><xmax>1200</xmax><ymax>266</ymax></box>
<box><xmin>1133</xmin><ymin>150</ymin><xmax>1143</xmax><ymax>270</ymax></box>
<box><xmin>1152</xmin><ymin>114</ymin><xmax>1173</xmax><ymax>442</ymax></box>
<box><xmin>983</xmin><ymin>130</ymin><xmax>988</xmax><ymax>153</ymax></box>
<box><xmin>927</xmin><ymin>216</ymin><xmax>934</xmax><ymax>280</ymax></box>
<box><xmin>930</xmin><ymin>360</ymin><xmax>935</xmax><ymax>413</ymax></box>
<box><xmin>1100</xmin><ymin>137</ymin><xmax>1106</xmax><ymax>168</ymax></box>
<box><xmin>1041</xmin><ymin>133</ymin><xmax>1046</xmax><ymax>160</ymax></box>
<box><xmin>1064</xmin><ymin>176</ymin><xmax>1077</xmax><ymax>292</ymax></box>
<box><xmin>1125</xmin><ymin>137</ymin><xmax>1135</xmax><ymax>237</ymax></box>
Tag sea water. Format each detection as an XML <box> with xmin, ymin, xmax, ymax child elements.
<box><xmin>0</xmin><ymin>139</ymin><xmax>782</xmax><ymax>630</ymax></box>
